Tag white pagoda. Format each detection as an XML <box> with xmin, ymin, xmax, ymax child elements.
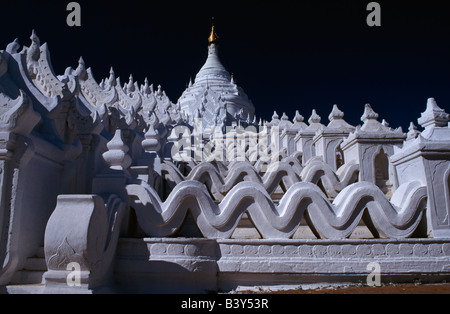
<box><xmin>0</xmin><ymin>23</ymin><xmax>449</xmax><ymax>294</ymax></box>
<box><xmin>177</xmin><ymin>20</ymin><xmax>255</xmax><ymax>130</ymax></box>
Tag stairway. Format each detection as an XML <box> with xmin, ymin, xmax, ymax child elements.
<box><xmin>6</xmin><ymin>247</ymin><xmax>46</xmax><ymax>293</ymax></box>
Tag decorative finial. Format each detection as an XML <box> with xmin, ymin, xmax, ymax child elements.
<box><xmin>102</xmin><ymin>129</ymin><xmax>132</xmax><ymax>171</ymax></box>
<box><xmin>208</xmin><ymin>17</ymin><xmax>219</xmax><ymax>45</ymax></box>
<box><xmin>30</xmin><ymin>29</ymin><xmax>40</xmax><ymax>45</ymax></box>
<box><xmin>272</xmin><ymin>111</ymin><xmax>279</xmax><ymax>121</ymax></box>
<box><xmin>78</xmin><ymin>56</ymin><xmax>85</xmax><ymax>67</ymax></box>
<box><xmin>328</xmin><ymin>105</ymin><xmax>344</xmax><ymax>122</ymax></box>
<box><xmin>293</xmin><ymin>110</ymin><xmax>304</xmax><ymax>123</ymax></box>
<box><xmin>361</xmin><ymin>104</ymin><xmax>379</xmax><ymax>123</ymax></box>
<box><xmin>407</xmin><ymin>122</ymin><xmax>420</xmax><ymax>141</ymax></box>
<box><xmin>127</xmin><ymin>74</ymin><xmax>135</xmax><ymax>92</ymax></box>
<box><xmin>142</xmin><ymin>123</ymin><xmax>161</xmax><ymax>153</ymax></box>
<box><xmin>142</xmin><ymin>77</ymin><xmax>150</xmax><ymax>94</ymax></box>
<box><xmin>308</xmin><ymin>109</ymin><xmax>322</xmax><ymax>124</ymax></box>
<box><xmin>75</xmin><ymin>56</ymin><xmax>87</xmax><ymax>80</ymax></box>
<box><xmin>107</xmin><ymin>67</ymin><xmax>116</xmax><ymax>87</ymax></box>
<box><xmin>28</xmin><ymin>29</ymin><xmax>41</xmax><ymax>62</ymax></box>
<box><xmin>418</xmin><ymin>98</ymin><xmax>449</xmax><ymax>129</ymax></box>
<box><xmin>6</xmin><ymin>38</ymin><xmax>20</xmax><ymax>54</ymax></box>
<box><xmin>75</xmin><ymin>57</ymin><xmax>85</xmax><ymax>73</ymax></box>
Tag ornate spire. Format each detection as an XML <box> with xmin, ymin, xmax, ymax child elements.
<box><xmin>308</xmin><ymin>109</ymin><xmax>322</xmax><ymax>125</ymax></box>
<box><xmin>272</xmin><ymin>111</ymin><xmax>280</xmax><ymax>121</ymax></box>
<box><xmin>28</xmin><ymin>29</ymin><xmax>41</xmax><ymax>63</ymax></box>
<box><xmin>6</xmin><ymin>38</ymin><xmax>20</xmax><ymax>54</ymax></box>
<box><xmin>418</xmin><ymin>98</ymin><xmax>449</xmax><ymax>129</ymax></box>
<box><xmin>208</xmin><ymin>17</ymin><xmax>219</xmax><ymax>45</ymax></box>
<box><xmin>293</xmin><ymin>110</ymin><xmax>304</xmax><ymax>123</ymax></box>
<box><xmin>107</xmin><ymin>67</ymin><xmax>116</xmax><ymax>87</ymax></box>
<box><xmin>406</xmin><ymin>122</ymin><xmax>420</xmax><ymax>141</ymax></box>
<box><xmin>74</xmin><ymin>56</ymin><xmax>87</xmax><ymax>80</ymax></box>
<box><xmin>102</xmin><ymin>128</ymin><xmax>132</xmax><ymax>171</ymax></box>
<box><xmin>126</xmin><ymin>74</ymin><xmax>135</xmax><ymax>92</ymax></box>
<box><xmin>327</xmin><ymin>105</ymin><xmax>355</xmax><ymax>130</ymax></box>
<box><xmin>328</xmin><ymin>105</ymin><xmax>344</xmax><ymax>122</ymax></box>
<box><xmin>361</xmin><ymin>104</ymin><xmax>379</xmax><ymax>123</ymax></box>
<box><xmin>292</xmin><ymin>110</ymin><xmax>307</xmax><ymax>131</ymax></box>
<box><xmin>142</xmin><ymin>122</ymin><xmax>161</xmax><ymax>153</ymax></box>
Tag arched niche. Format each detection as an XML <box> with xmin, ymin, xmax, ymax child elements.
<box><xmin>335</xmin><ymin>144</ymin><xmax>345</xmax><ymax>170</ymax></box>
<box><xmin>374</xmin><ymin>148</ymin><xmax>393</xmax><ymax>197</ymax></box>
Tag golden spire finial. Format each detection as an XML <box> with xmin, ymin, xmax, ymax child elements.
<box><xmin>208</xmin><ymin>17</ymin><xmax>219</xmax><ymax>45</ymax></box>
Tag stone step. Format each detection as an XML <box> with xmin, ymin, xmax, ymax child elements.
<box><xmin>10</xmin><ymin>270</ymin><xmax>45</xmax><ymax>285</ymax></box>
<box><xmin>8</xmin><ymin>247</ymin><xmax>47</xmax><ymax>286</ymax></box>
<box><xmin>5</xmin><ymin>284</ymin><xmax>44</xmax><ymax>294</ymax></box>
<box><xmin>23</xmin><ymin>257</ymin><xmax>47</xmax><ymax>272</ymax></box>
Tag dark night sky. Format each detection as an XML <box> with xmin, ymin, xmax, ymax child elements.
<box><xmin>0</xmin><ymin>0</ymin><xmax>449</xmax><ymax>130</ymax></box>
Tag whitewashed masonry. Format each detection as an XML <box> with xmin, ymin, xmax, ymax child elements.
<box><xmin>0</xmin><ymin>28</ymin><xmax>449</xmax><ymax>293</ymax></box>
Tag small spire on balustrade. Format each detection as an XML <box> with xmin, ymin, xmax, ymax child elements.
<box><xmin>77</xmin><ymin>56</ymin><xmax>85</xmax><ymax>70</ymax></box>
<box><xmin>75</xmin><ymin>56</ymin><xmax>87</xmax><ymax>79</ymax></box>
<box><xmin>142</xmin><ymin>77</ymin><xmax>150</xmax><ymax>94</ymax></box>
<box><xmin>406</xmin><ymin>122</ymin><xmax>420</xmax><ymax>141</ymax></box>
<box><xmin>308</xmin><ymin>109</ymin><xmax>321</xmax><ymax>125</ymax></box>
<box><xmin>6</xmin><ymin>38</ymin><xmax>20</xmax><ymax>54</ymax></box>
<box><xmin>418</xmin><ymin>98</ymin><xmax>449</xmax><ymax>129</ymax></box>
<box><xmin>102</xmin><ymin>128</ymin><xmax>132</xmax><ymax>171</ymax></box>
<box><xmin>272</xmin><ymin>111</ymin><xmax>279</xmax><ymax>121</ymax></box>
<box><xmin>328</xmin><ymin>105</ymin><xmax>344</xmax><ymax>122</ymax></box>
<box><xmin>142</xmin><ymin>122</ymin><xmax>161</xmax><ymax>153</ymax></box>
<box><xmin>293</xmin><ymin>110</ymin><xmax>304</xmax><ymax>123</ymax></box>
<box><xmin>361</xmin><ymin>104</ymin><xmax>379</xmax><ymax>123</ymax></box>
<box><xmin>28</xmin><ymin>29</ymin><xmax>41</xmax><ymax>62</ymax></box>
<box><xmin>127</xmin><ymin>74</ymin><xmax>135</xmax><ymax>92</ymax></box>
<box><xmin>107</xmin><ymin>67</ymin><xmax>116</xmax><ymax>87</ymax></box>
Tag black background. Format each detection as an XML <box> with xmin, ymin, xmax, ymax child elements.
<box><xmin>1</xmin><ymin>0</ymin><xmax>449</xmax><ymax>130</ymax></box>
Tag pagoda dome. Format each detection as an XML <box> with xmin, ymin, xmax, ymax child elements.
<box><xmin>194</xmin><ymin>43</ymin><xmax>231</xmax><ymax>84</ymax></box>
<box><xmin>177</xmin><ymin>21</ymin><xmax>255</xmax><ymax>128</ymax></box>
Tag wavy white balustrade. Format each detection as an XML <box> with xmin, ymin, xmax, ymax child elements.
<box><xmin>301</xmin><ymin>157</ymin><xmax>360</xmax><ymax>198</ymax></box>
<box><xmin>126</xmin><ymin>179</ymin><xmax>427</xmax><ymax>240</ymax></box>
<box><xmin>162</xmin><ymin>161</ymin><xmax>301</xmax><ymax>201</ymax></box>
<box><xmin>161</xmin><ymin>156</ymin><xmax>359</xmax><ymax>200</ymax></box>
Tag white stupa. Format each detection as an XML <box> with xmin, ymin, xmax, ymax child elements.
<box><xmin>177</xmin><ymin>20</ymin><xmax>255</xmax><ymax>129</ymax></box>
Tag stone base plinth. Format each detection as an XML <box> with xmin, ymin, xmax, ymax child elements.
<box><xmin>114</xmin><ymin>238</ymin><xmax>450</xmax><ymax>293</ymax></box>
